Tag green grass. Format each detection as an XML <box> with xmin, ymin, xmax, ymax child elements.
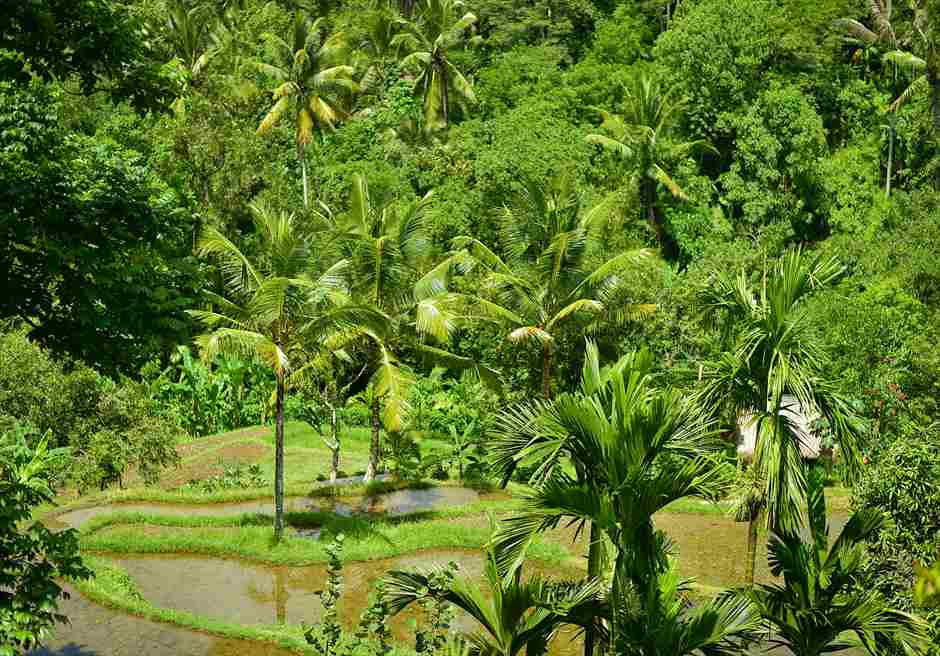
<box><xmin>78</xmin><ymin>504</ymin><xmax>567</xmax><ymax>567</ymax></box>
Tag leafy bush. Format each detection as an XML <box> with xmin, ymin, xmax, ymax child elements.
<box><xmin>182</xmin><ymin>462</ymin><xmax>267</xmax><ymax>493</ymax></box>
<box><xmin>0</xmin><ymin>329</ymin><xmax>100</xmax><ymax>449</ymax></box>
<box><xmin>0</xmin><ymin>331</ymin><xmax>180</xmax><ymax>490</ymax></box>
<box><xmin>70</xmin><ymin>378</ymin><xmax>181</xmax><ymax>492</ymax></box>
<box><xmin>0</xmin><ymin>423</ymin><xmax>91</xmax><ymax>654</ymax></box>
<box><xmin>143</xmin><ymin>345</ymin><xmax>274</xmax><ymax>437</ymax></box>
<box><xmin>854</xmin><ymin>422</ymin><xmax>940</xmax><ymax>647</ymax></box>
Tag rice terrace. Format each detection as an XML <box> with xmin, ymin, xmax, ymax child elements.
<box><xmin>2</xmin><ymin>0</ymin><xmax>939</xmax><ymax>656</ymax></box>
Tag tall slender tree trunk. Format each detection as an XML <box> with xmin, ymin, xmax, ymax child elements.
<box><xmin>541</xmin><ymin>342</ymin><xmax>553</xmax><ymax>399</ymax></box>
<box><xmin>584</xmin><ymin>521</ymin><xmax>603</xmax><ymax>656</ymax></box>
<box><xmin>274</xmin><ymin>372</ymin><xmax>285</xmax><ymax>542</ymax></box>
<box><xmin>887</xmin><ymin>64</ymin><xmax>898</xmax><ymax>197</ymax></box>
<box><xmin>365</xmin><ymin>395</ymin><xmax>381</xmax><ymax>482</ymax></box>
<box><xmin>744</xmin><ymin>509</ymin><xmax>759</xmax><ymax>586</ymax></box>
<box><xmin>886</xmin><ymin>112</ymin><xmax>896</xmax><ymax>197</ymax></box>
<box><xmin>931</xmin><ymin>67</ymin><xmax>940</xmax><ymax>189</ymax></box>
<box><xmin>643</xmin><ymin>178</ymin><xmax>678</xmax><ymax>260</ymax></box>
<box><xmin>330</xmin><ymin>404</ymin><xmax>340</xmax><ymax>482</ymax></box>
<box><xmin>300</xmin><ymin>150</ymin><xmax>309</xmax><ymax>209</ymax></box>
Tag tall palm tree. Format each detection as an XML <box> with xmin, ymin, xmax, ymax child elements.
<box><xmin>695</xmin><ymin>249</ymin><xmax>864</xmax><ymax>584</ymax></box>
<box><xmin>586</xmin><ymin>71</ymin><xmax>714</xmax><ymax>260</ymax></box>
<box><xmin>835</xmin><ymin>0</ymin><xmax>909</xmax><ymax>195</ymax></box>
<box><xmin>256</xmin><ymin>12</ymin><xmax>358</xmax><ymax>208</ymax></box>
<box><xmin>489</xmin><ymin>341</ymin><xmax>632</xmax><ymax>656</ymax></box>
<box><xmin>449</xmin><ymin>172</ymin><xmax>655</xmax><ymax>398</ymax></box>
<box><xmin>189</xmin><ymin>203</ymin><xmax>374</xmax><ymax>540</ymax></box>
<box><xmin>740</xmin><ymin>483</ymin><xmax>931</xmax><ymax>656</ymax></box>
<box><xmin>323</xmin><ymin>174</ymin><xmax>493</xmax><ymax>481</ymax></box>
<box><xmin>883</xmin><ymin>2</ymin><xmax>940</xmax><ymax>149</ymax></box>
<box><xmin>490</xmin><ymin>347</ymin><xmax>756</xmax><ymax>656</ymax></box>
<box><xmin>383</xmin><ymin>541</ymin><xmax>608</xmax><ymax>656</ymax></box>
<box><xmin>392</xmin><ymin>0</ymin><xmax>478</xmax><ymax>131</ymax></box>
<box><xmin>166</xmin><ymin>0</ymin><xmax>215</xmax><ymax>81</ymax></box>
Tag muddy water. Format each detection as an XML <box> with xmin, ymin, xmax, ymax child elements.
<box><xmin>27</xmin><ymin>586</ymin><xmax>294</xmax><ymax>656</ymax></box>
<box><xmin>54</xmin><ymin>486</ymin><xmax>482</xmax><ymax>530</ymax></box>
<box><xmin>104</xmin><ymin>549</ymin><xmax>579</xmax><ymax>646</ymax></box>
<box><xmin>659</xmin><ymin>511</ymin><xmax>849</xmax><ymax>587</ymax></box>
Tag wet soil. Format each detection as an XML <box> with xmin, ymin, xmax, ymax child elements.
<box><xmin>27</xmin><ymin>586</ymin><xmax>296</xmax><ymax>656</ymax></box>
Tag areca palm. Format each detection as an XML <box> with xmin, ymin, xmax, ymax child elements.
<box><xmin>490</xmin><ymin>346</ymin><xmax>754</xmax><ymax>655</ymax></box>
<box><xmin>695</xmin><ymin>249</ymin><xmax>864</xmax><ymax>584</ymax></box>
<box><xmin>256</xmin><ymin>12</ymin><xmax>358</xmax><ymax>208</ymax></box>
<box><xmin>189</xmin><ymin>203</ymin><xmax>374</xmax><ymax>540</ymax></box>
<box><xmin>587</xmin><ymin>72</ymin><xmax>714</xmax><ymax>260</ymax></box>
<box><xmin>450</xmin><ymin>172</ymin><xmax>655</xmax><ymax>398</ymax></box>
<box><xmin>740</xmin><ymin>483</ymin><xmax>930</xmax><ymax>656</ymax></box>
<box><xmin>383</xmin><ymin>541</ymin><xmax>608</xmax><ymax>656</ymax></box>
<box><xmin>392</xmin><ymin>0</ymin><xmax>478</xmax><ymax>131</ymax></box>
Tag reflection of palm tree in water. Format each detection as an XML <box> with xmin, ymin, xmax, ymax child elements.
<box><xmin>274</xmin><ymin>567</ymin><xmax>288</xmax><ymax>624</ymax></box>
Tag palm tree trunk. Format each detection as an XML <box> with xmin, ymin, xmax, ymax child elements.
<box><xmin>541</xmin><ymin>342</ymin><xmax>553</xmax><ymax>399</ymax></box>
<box><xmin>744</xmin><ymin>511</ymin><xmax>759</xmax><ymax>586</ymax></box>
<box><xmin>365</xmin><ymin>395</ymin><xmax>381</xmax><ymax>482</ymax></box>
<box><xmin>274</xmin><ymin>372</ymin><xmax>285</xmax><ymax>542</ymax></box>
<box><xmin>584</xmin><ymin>521</ymin><xmax>603</xmax><ymax>656</ymax></box>
<box><xmin>330</xmin><ymin>404</ymin><xmax>340</xmax><ymax>482</ymax></box>
<box><xmin>441</xmin><ymin>64</ymin><xmax>450</xmax><ymax>129</ymax></box>
<box><xmin>643</xmin><ymin>178</ymin><xmax>677</xmax><ymax>259</ymax></box>
<box><xmin>300</xmin><ymin>150</ymin><xmax>309</xmax><ymax>209</ymax></box>
<box><xmin>931</xmin><ymin>66</ymin><xmax>940</xmax><ymax>189</ymax></box>
<box><xmin>886</xmin><ymin>111</ymin><xmax>896</xmax><ymax>197</ymax></box>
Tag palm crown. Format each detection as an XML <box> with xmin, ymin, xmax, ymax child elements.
<box><xmin>256</xmin><ymin>12</ymin><xmax>358</xmax><ymax>206</ymax></box>
<box><xmin>695</xmin><ymin>250</ymin><xmax>863</xmax><ymax>536</ymax></box>
<box><xmin>587</xmin><ymin>71</ymin><xmax>714</xmax><ymax>260</ymax></box>
<box><xmin>392</xmin><ymin>0</ymin><xmax>478</xmax><ymax>131</ymax></box>
<box><xmin>740</xmin><ymin>483</ymin><xmax>930</xmax><ymax>656</ymax></box>
<box><xmin>449</xmin><ymin>172</ymin><xmax>655</xmax><ymax>397</ymax></box>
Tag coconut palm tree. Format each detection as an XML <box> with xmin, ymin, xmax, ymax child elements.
<box><xmin>586</xmin><ymin>71</ymin><xmax>714</xmax><ymax>260</ymax></box>
<box><xmin>392</xmin><ymin>0</ymin><xmax>478</xmax><ymax>131</ymax></box>
<box><xmin>322</xmin><ymin>174</ymin><xmax>494</xmax><ymax>481</ymax></box>
<box><xmin>883</xmin><ymin>1</ymin><xmax>940</xmax><ymax>155</ymax></box>
<box><xmin>166</xmin><ymin>0</ymin><xmax>215</xmax><ymax>81</ymax></box>
<box><xmin>189</xmin><ymin>203</ymin><xmax>377</xmax><ymax>540</ymax></box>
<box><xmin>383</xmin><ymin>541</ymin><xmax>609</xmax><ymax>656</ymax></box>
<box><xmin>694</xmin><ymin>249</ymin><xmax>864</xmax><ymax>584</ymax></box>
<box><xmin>740</xmin><ymin>483</ymin><xmax>931</xmax><ymax>656</ymax></box>
<box><xmin>490</xmin><ymin>347</ymin><xmax>757</xmax><ymax>656</ymax></box>
<box><xmin>256</xmin><ymin>12</ymin><xmax>358</xmax><ymax>208</ymax></box>
<box><xmin>835</xmin><ymin>0</ymin><xmax>910</xmax><ymax>195</ymax></box>
<box><xmin>448</xmin><ymin>172</ymin><xmax>655</xmax><ymax>399</ymax></box>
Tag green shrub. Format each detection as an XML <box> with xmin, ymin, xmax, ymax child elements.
<box><xmin>854</xmin><ymin>422</ymin><xmax>940</xmax><ymax>647</ymax></box>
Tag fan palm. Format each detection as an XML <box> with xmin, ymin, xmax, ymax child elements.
<box><xmin>739</xmin><ymin>483</ymin><xmax>931</xmax><ymax>656</ymax></box>
<box><xmin>323</xmin><ymin>174</ymin><xmax>494</xmax><ymax>480</ymax></box>
<box><xmin>256</xmin><ymin>12</ymin><xmax>358</xmax><ymax>208</ymax></box>
<box><xmin>694</xmin><ymin>249</ymin><xmax>864</xmax><ymax>583</ymax></box>
<box><xmin>189</xmin><ymin>203</ymin><xmax>376</xmax><ymax>540</ymax></box>
<box><xmin>490</xmin><ymin>346</ymin><xmax>740</xmax><ymax>652</ymax></box>
<box><xmin>392</xmin><ymin>0</ymin><xmax>478</xmax><ymax>131</ymax></box>
<box><xmin>586</xmin><ymin>71</ymin><xmax>714</xmax><ymax>260</ymax></box>
<box><xmin>383</xmin><ymin>541</ymin><xmax>609</xmax><ymax>656</ymax></box>
<box><xmin>448</xmin><ymin>172</ymin><xmax>655</xmax><ymax>399</ymax></box>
